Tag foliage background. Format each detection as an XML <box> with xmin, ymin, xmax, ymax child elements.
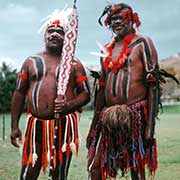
<box><xmin>0</xmin><ymin>62</ymin><xmax>17</xmax><ymax>113</ymax></box>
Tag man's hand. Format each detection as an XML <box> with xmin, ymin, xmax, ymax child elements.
<box><xmin>10</xmin><ymin>128</ymin><xmax>22</xmax><ymax>148</ymax></box>
<box><xmin>144</xmin><ymin>125</ymin><xmax>154</xmax><ymax>148</ymax></box>
<box><xmin>145</xmin><ymin>125</ymin><xmax>151</xmax><ymax>140</ymax></box>
<box><xmin>54</xmin><ymin>98</ymin><xmax>70</xmax><ymax>117</ymax></box>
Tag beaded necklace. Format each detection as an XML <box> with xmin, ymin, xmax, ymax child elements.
<box><xmin>103</xmin><ymin>32</ymin><xmax>136</xmax><ymax>74</ymax></box>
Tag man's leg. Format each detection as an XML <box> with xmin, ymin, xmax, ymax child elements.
<box><xmin>130</xmin><ymin>168</ymin><xmax>146</xmax><ymax>180</ymax></box>
<box><xmin>88</xmin><ymin>146</ymin><xmax>102</xmax><ymax>180</ymax></box>
<box><xmin>20</xmin><ymin>143</ymin><xmax>42</xmax><ymax>180</ymax></box>
<box><xmin>51</xmin><ymin>152</ymin><xmax>72</xmax><ymax>180</ymax></box>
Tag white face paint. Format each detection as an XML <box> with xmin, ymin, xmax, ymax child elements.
<box><xmin>45</xmin><ymin>25</ymin><xmax>65</xmax><ymax>50</ymax></box>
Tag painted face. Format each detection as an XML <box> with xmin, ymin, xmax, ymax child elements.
<box><xmin>44</xmin><ymin>24</ymin><xmax>65</xmax><ymax>50</ymax></box>
<box><xmin>110</xmin><ymin>9</ymin><xmax>133</xmax><ymax>37</ymax></box>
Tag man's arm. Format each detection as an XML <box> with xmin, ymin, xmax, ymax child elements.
<box><xmin>141</xmin><ymin>37</ymin><xmax>158</xmax><ymax>141</ymax></box>
<box><xmin>11</xmin><ymin>60</ymin><xmax>29</xmax><ymax>147</ymax></box>
<box><xmin>86</xmin><ymin>58</ymin><xmax>106</xmax><ymax>149</ymax></box>
<box><xmin>54</xmin><ymin>59</ymin><xmax>90</xmax><ymax>116</ymax></box>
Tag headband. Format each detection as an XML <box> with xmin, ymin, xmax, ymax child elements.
<box><xmin>98</xmin><ymin>3</ymin><xmax>141</xmax><ymax>28</ymax></box>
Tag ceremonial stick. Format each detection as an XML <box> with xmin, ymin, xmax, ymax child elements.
<box><xmin>48</xmin><ymin>1</ymin><xmax>78</xmax><ymax>179</ymax></box>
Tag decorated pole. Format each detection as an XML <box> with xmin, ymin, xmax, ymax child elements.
<box><xmin>48</xmin><ymin>1</ymin><xmax>78</xmax><ymax>179</ymax></box>
<box><xmin>55</xmin><ymin>2</ymin><xmax>78</xmax><ymax>104</ymax></box>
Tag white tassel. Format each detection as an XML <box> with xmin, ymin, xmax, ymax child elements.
<box><xmin>62</xmin><ymin>143</ymin><xmax>67</xmax><ymax>152</ymax></box>
<box><xmin>19</xmin><ymin>144</ymin><xmax>23</xmax><ymax>155</ymax></box>
<box><xmin>90</xmin><ymin>40</ymin><xmax>109</xmax><ymax>58</ymax></box>
<box><xmin>69</xmin><ymin>114</ymin><xmax>76</xmax><ymax>153</ymax></box>
<box><xmin>32</xmin><ymin>118</ymin><xmax>38</xmax><ymax>167</ymax></box>
<box><xmin>32</xmin><ymin>153</ymin><xmax>38</xmax><ymax>167</ymax></box>
<box><xmin>61</xmin><ymin>115</ymin><xmax>68</xmax><ymax>152</ymax></box>
<box><xmin>70</xmin><ymin>142</ymin><xmax>76</xmax><ymax>153</ymax></box>
<box><xmin>46</xmin><ymin>120</ymin><xmax>50</xmax><ymax>163</ymax></box>
<box><xmin>75</xmin><ymin>112</ymin><xmax>82</xmax><ymax>146</ymax></box>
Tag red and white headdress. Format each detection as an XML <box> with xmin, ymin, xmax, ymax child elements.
<box><xmin>98</xmin><ymin>3</ymin><xmax>141</xmax><ymax>28</ymax></box>
<box><xmin>38</xmin><ymin>5</ymin><xmax>73</xmax><ymax>33</ymax></box>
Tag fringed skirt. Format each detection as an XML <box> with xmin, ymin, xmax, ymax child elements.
<box><xmin>88</xmin><ymin>100</ymin><xmax>158</xmax><ymax>179</ymax></box>
<box><xmin>22</xmin><ymin>112</ymin><xmax>81</xmax><ymax>173</ymax></box>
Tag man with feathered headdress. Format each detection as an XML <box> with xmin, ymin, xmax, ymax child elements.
<box><xmin>87</xmin><ymin>2</ymin><xmax>179</xmax><ymax>180</ymax></box>
<box><xmin>10</xmin><ymin>5</ymin><xmax>90</xmax><ymax>180</ymax></box>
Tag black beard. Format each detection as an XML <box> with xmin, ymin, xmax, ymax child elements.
<box><xmin>47</xmin><ymin>46</ymin><xmax>63</xmax><ymax>56</ymax></box>
<box><xmin>114</xmin><ymin>27</ymin><xmax>133</xmax><ymax>42</ymax></box>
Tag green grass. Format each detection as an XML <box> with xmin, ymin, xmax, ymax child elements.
<box><xmin>0</xmin><ymin>111</ymin><xmax>180</xmax><ymax>180</ymax></box>
<box><xmin>162</xmin><ymin>104</ymin><xmax>180</xmax><ymax>114</ymax></box>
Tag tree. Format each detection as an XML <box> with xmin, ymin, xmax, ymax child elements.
<box><xmin>0</xmin><ymin>62</ymin><xmax>17</xmax><ymax>113</ymax></box>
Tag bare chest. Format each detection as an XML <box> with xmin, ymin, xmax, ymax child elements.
<box><xmin>104</xmin><ymin>54</ymin><xmax>145</xmax><ymax>105</ymax></box>
<box><xmin>28</xmin><ymin>55</ymin><xmax>60</xmax><ymax>81</ymax></box>
<box><xmin>111</xmin><ymin>44</ymin><xmax>123</xmax><ymax>62</ymax></box>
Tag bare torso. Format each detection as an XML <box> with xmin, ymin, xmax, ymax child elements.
<box><xmin>104</xmin><ymin>35</ymin><xmax>147</xmax><ymax>106</ymax></box>
<box><xmin>26</xmin><ymin>52</ymin><xmax>78</xmax><ymax>119</ymax></box>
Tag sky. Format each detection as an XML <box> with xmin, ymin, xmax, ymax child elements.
<box><xmin>0</xmin><ymin>0</ymin><xmax>180</xmax><ymax>70</ymax></box>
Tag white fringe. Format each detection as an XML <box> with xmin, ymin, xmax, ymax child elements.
<box><xmin>46</xmin><ymin>120</ymin><xmax>50</xmax><ymax>163</ymax></box>
<box><xmin>70</xmin><ymin>114</ymin><xmax>76</xmax><ymax>153</ymax></box>
<box><xmin>88</xmin><ymin>133</ymin><xmax>102</xmax><ymax>172</ymax></box>
<box><xmin>75</xmin><ymin>112</ymin><xmax>82</xmax><ymax>146</ymax></box>
<box><xmin>62</xmin><ymin>115</ymin><xmax>68</xmax><ymax>152</ymax></box>
<box><xmin>32</xmin><ymin>118</ymin><xmax>38</xmax><ymax>167</ymax></box>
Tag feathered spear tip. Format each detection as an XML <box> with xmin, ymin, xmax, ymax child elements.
<box><xmin>90</xmin><ymin>40</ymin><xmax>109</xmax><ymax>58</ymax></box>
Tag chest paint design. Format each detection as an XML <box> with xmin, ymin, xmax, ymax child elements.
<box><xmin>29</xmin><ymin>55</ymin><xmax>46</xmax><ymax>114</ymax></box>
<box><xmin>106</xmin><ymin>59</ymin><xmax>130</xmax><ymax>101</ymax></box>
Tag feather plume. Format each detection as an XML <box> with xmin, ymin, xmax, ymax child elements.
<box><xmin>159</xmin><ymin>69</ymin><xmax>179</xmax><ymax>84</ymax></box>
<box><xmin>38</xmin><ymin>5</ymin><xmax>73</xmax><ymax>33</ymax></box>
<box><xmin>90</xmin><ymin>40</ymin><xmax>108</xmax><ymax>58</ymax></box>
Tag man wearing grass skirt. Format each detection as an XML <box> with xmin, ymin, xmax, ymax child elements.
<box><xmin>86</xmin><ymin>3</ymin><xmax>161</xmax><ymax>180</ymax></box>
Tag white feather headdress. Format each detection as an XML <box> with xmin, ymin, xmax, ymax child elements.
<box><xmin>38</xmin><ymin>5</ymin><xmax>73</xmax><ymax>33</ymax></box>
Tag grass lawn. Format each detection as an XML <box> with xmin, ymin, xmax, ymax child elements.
<box><xmin>0</xmin><ymin>110</ymin><xmax>180</xmax><ymax>180</ymax></box>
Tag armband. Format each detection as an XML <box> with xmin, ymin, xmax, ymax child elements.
<box><xmin>18</xmin><ymin>73</ymin><xmax>28</xmax><ymax>80</ymax></box>
<box><xmin>145</xmin><ymin>73</ymin><xmax>156</xmax><ymax>84</ymax></box>
<box><xmin>99</xmin><ymin>81</ymin><xmax>105</xmax><ymax>87</ymax></box>
<box><xmin>75</xmin><ymin>76</ymin><xmax>88</xmax><ymax>83</ymax></box>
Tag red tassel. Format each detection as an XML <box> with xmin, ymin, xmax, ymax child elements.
<box><xmin>22</xmin><ymin>117</ymin><xmax>33</xmax><ymax>165</ymax></box>
<box><xmin>58</xmin><ymin>150</ymin><xmax>63</xmax><ymax>164</ymax></box>
<box><xmin>53</xmin><ymin>149</ymin><xmax>57</xmax><ymax>170</ymax></box>
<box><xmin>22</xmin><ymin>146</ymin><xmax>28</xmax><ymax>165</ymax></box>
<box><xmin>66</xmin><ymin>116</ymin><xmax>71</xmax><ymax>157</ymax></box>
<box><xmin>71</xmin><ymin>113</ymin><xmax>79</xmax><ymax>156</ymax></box>
<box><xmin>133</xmin><ymin>13</ymin><xmax>141</xmax><ymax>27</ymax></box>
<box><xmin>66</xmin><ymin>144</ymin><xmax>71</xmax><ymax>157</ymax></box>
